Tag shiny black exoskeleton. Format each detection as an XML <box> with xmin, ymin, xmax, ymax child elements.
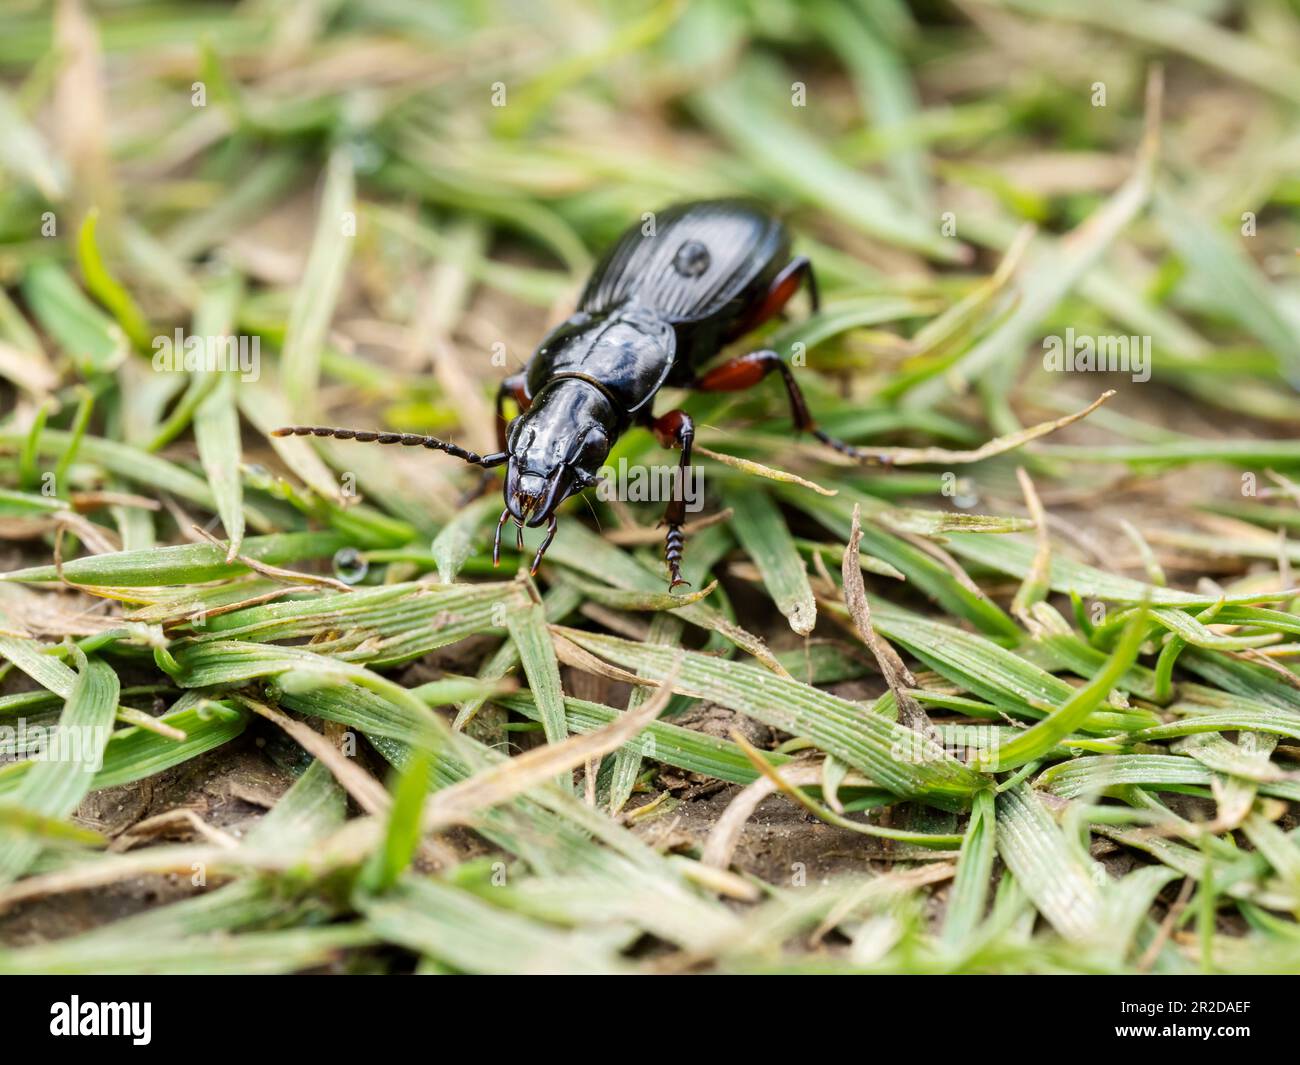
<box><xmin>276</xmin><ymin>199</ymin><xmax>874</xmax><ymax>587</ymax></box>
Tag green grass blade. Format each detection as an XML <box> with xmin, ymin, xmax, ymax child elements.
<box><xmin>557</xmin><ymin>626</ymin><xmax>982</xmax><ymax>803</ymax></box>
<box><xmin>941</xmin><ymin>788</ymin><xmax>996</xmax><ymax>947</ymax></box>
<box><xmin>724</xmin><ymin>486</ymin><xmax>815</xmax><ymax>634</ymax></box>
<box><xmin>505</xmin><ymin>600</ymin><xmax>568</xmax><ymax>747</ymax></box>
<box><xmin>973</xmin><ymin>608</ymin><xmax>1146</xmax><ymax>771</ymax></box>
<box><xmin>282</xmin><ymin>147</ymin><xmax>355</xmax><ymax>416</ymax></box>
<box><xmin>0</xmin><ymin>652</ymin><xmax>118</xmax><ymax>884</ymax></box>
<box><xmin>995</xmin><ymin>783</ymin><xmax>1102</xmax><ymax>942</ymax></box>
<box><xmin>192</xmin><ymin>273</ymin><xmax>246</xmax><ymax>558</ymax></box>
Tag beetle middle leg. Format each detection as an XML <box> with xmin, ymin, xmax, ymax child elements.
<box><xmin>728</xmin><ymin>255</ymin><xmax>820</xmax><ymax>339</ymax></box>
<box><xmin>650</xmin><ymin>408</ymin><xmax>695</xmax><ymax>589</ymax></box>
<box><xmin>691</xmin><ymin>350</ymin><xmax>891</xmax><ymax>465</ymax></box>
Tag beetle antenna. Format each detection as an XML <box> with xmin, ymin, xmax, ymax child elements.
<box><xmin>272</xmin><ymin>425</ymin><xmax>507</xmax><ymax>469</ymax></box>
<box><xmin>530</xmin><ymin>514</ymin><xmax>558</xmax><ymax>575</ymax></box>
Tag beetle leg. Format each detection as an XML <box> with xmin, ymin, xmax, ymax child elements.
<box><xmin>458</xmin><ymin>374</ymin><xmax>532</xmax><ymax>505</ymax></box>
<box><xmin>530</xmin><ymin>514</ymin><xmax>559</xmax><ymax>575</ymax></box>
<box><xmin>728</xmin><ymin>255</ymin><xmax>820</xmax><ymax>339</ymax></box>
<box><xmin>651</xmin><ymin>408</ymin><xmax>695</xmax><ymax>590</ymax></box>
<box><xmin>272</xmin><ymin>425</ymin><xmax>509</xmax><ymax>468</ymax></box>
<box><xmin>495</xmin><ymin>373</ymin><xmax>531</xmax><ymax>452</ymax></box>
<box><xmin>493</xmin><ymin>506</ymin><xmax>511</xmax><ymax>567</ymax></box>
<box><xmin>690</xmin><ymin>350</ymin><xmax>891</xmax><ymax>466</ymax></box>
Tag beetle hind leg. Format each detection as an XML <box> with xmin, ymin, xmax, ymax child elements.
<box><xmin>651</xmin><ymin>409</ymin><xmax>696</xmax><ymax>590</ymax></box>
<box><xmin>690</xmin><ymin>349</ymin><xmax>891</xmax><ymax>466</ymax></box>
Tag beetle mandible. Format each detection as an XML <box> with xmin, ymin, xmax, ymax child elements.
<box><xmin>275</xmin><ymin>199</ymin><xmax>883</xmax><ymax>587</ymax></box>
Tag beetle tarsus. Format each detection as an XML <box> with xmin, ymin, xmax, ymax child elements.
<box><xmin>812</xmin><ymin>429</ymin><xmax>891</xmax><ymax>467</ymax></box>
<box><xmin>651</xmin><ymin>408</ymin><xmax>696</xmax><ymax>592</ymax></box>
<box><xmin>665</xmin><ymin>525</ymin><xmax>690</xmax><ymax>589</ymax></box>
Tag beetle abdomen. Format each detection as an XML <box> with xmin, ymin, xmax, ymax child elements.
<box><xmin>581</xmin><ymin>199</ymin><xmax>789</xmax><ymax>325</ymax></box>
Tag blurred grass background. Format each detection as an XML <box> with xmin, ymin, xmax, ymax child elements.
<box><xmin>0</xmin><ymin>0</ymin><xmax>1297</xmax><ymax>973</ymax></box>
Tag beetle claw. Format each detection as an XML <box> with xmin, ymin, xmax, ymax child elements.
<box><xmin>664</xmin><ymin>525</ymin><xmax>688</xmax><ymax>591</ymax></box>
<box><xmin>812</xmin><ymin>428</ymin><xmax>895</xmax><ymax>468</ymax></box>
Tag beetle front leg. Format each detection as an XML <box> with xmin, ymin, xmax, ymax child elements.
<box><xmin>691</xmin><ymin>349</ymin><xmax>891</xmax><ymax>466</ymax></box>
<box><xmin>494</xmin><ymin>373</ymin><xmax>530</xmax><ymax>452</ymax></box>
<box><xmin>463</xmin><ymin>373</ymin><xmax>531</xmax><ymax>504</ymax></box>
<box><xmin>651</xmin><ymin>408</ymin><xmax>695</xmax><ymax>590</ymax></box>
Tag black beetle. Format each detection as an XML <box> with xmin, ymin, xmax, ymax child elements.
<box><xmin>275</xmin><ymin>199</ymin><xmax>879</xmax><ymax>587</ymax></box>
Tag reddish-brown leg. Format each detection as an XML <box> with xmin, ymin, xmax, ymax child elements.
<box><xmin>728</xmin><ymin>255</ymin><xmax>820</xmax><ymax>339</ymax></box>
<box><xmin>463</xmin><ymin>373</ymin><xmax>531</xmax><ymax>504</ymax></box>
<box><xmin>495</xmin><ymin>373</ymin><xmax>531</xmax><ymax>451</ymax></box>
<box><xmin>691</xmin><ymin>349</ymin><xmax>890</xmax><ymax>465</ymax></box>
<box><xmin>651</xmin><ymin>408</ymin><xmax>695</xmax><ymax>589</ymax></box>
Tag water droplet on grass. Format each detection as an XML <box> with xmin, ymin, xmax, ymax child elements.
<box><xmin>333</xmin><ymin>547</ymin><xmax>369</xmax><ymax>584</ymax></box>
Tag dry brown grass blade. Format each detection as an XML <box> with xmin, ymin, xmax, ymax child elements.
<box><xmin>50</xmin><ymin>513</ymin><xmax>121</xmax><ymax>556</ymax></box>
<box><xmin>109</xmin><ymin>808</ymin><xmax>240</xmax><ymax>852</ymax></box>
<box><xmin>842</xmin><ymin>503</ymin><xmax>935</xmax><ymax>738</ymax></box>
<box><xmin>70</xmin><ymin>490</ymin><xmax>162</xmax><ymax>512</ymax></box>
<box><xmin>877</xmin><ymin>390</ymin><xmax>1116</xmax><ymax>466</ymax></box>
<box><xmin>114</xmin><ymin>706</ymin><xmax>187</xmax><ymax>741</ymax></box>
<box><xmin>1011</xmin><ymin>465</ymin><xmax>1051</xmax><ymax>626</ymax></box>
<box><xmin>0</xmin><ymin>845</ymin><xmax>286</xmax><ymax>914</ymax></box>
<box><xmin>701</xmin><ymin>761</ymin><xmax>821</xmax><ymax>870</ymax></box>
<box><xmin>193</xmin><ymin>526</ymin><xmax>354</xmax><ymax>592</ymax></box>
<box><xmin>809</xmin><ymin>862</ymin><xmax>958</xmax><ymax>946</ymax></box>
<box><xmin>421</xmin><ymin>664</ymin><xmax>681</xmax><ymax>829</ymax></box>
<box><xmin>239</xmin><ymin>696</ymin><xmax>391</xmax><ymax>815</ymax></box>
<box><xmin>0</xmin><ymin>583</ymin><xmax>115</xmax><ymax>639</ymax></box>
<box><xmin>0</xmin><ymin>340</ymin><xmax>58</xmax><ymax>397</ymax></box>
<box><xmin>551</xmin><ymin>629</ymin><xmax>658</xmax><ymax>686</ymax></box>
<box><xmin>694</xmin><ymin>443</ymin><xmax>838</xmax><ymax>495</ymax></box>
<box><xmin>54</xmin><ymin>0</ymin><xmax>114</xmax><ymax>217</ymax></box>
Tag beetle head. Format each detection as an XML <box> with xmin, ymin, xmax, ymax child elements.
<box><xmin>496</xmin><ymin>378</ymin><xmax>614</xmax><ymax>572</ymax></box>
